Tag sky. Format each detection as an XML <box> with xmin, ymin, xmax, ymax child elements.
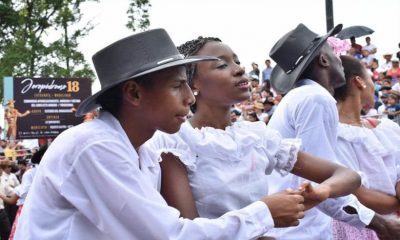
<box><xmin>79</xmin><ymin>0</ymin><xmax>400</xmax><ymax>92</ymax></box>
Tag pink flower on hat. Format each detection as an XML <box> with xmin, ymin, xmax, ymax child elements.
<box><xmin>327</xmin><ymin>37</ymin><xmax>351</xmax><ymax>56</ymax></box>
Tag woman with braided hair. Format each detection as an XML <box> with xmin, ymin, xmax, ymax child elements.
<box><xmin>141</xmin><ymin>36</ymin><xmax>361</xmax><ymax>238</ymax></box>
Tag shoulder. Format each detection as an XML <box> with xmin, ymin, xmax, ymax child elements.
<box><xmin>289</xmin><ymin>87</ymin><xmax>334</xmax><ymax>112</ymax></box>
<box><xmin>141</xmin><ymin>124</ymin><xmax>197</xmax><ymax>170</ymax></box>
<box><xmin>362</xmin><ymin>118</ymin><xmax>380</xmax><ymax>129</ymax></box>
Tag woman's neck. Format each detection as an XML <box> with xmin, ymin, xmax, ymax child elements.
<box><xmin>337</xmin><ymin>97</ymin><xmax>362</xmax><ymax>126</ymax></box>
<box><xmin>190</xmin><ymin>104</ymin><xmax>231</xmax><ymax>130</ymax></box>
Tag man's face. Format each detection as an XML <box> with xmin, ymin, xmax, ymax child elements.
<box><xmin>323</xmin><ymin>44</ymin><xmax>346</xmax><ymax>92</ymax></box>
<box><xmin>138</xmin><ymin>66</ymin><xmax>195</xmax><ymax>134</ymax></box>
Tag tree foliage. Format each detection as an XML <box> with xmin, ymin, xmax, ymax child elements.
<box><xmin>126</xmin><ymin>0</ymin><xmax>151</xmax><ymax>32</ymax></box>
<box><xmin>0</xmin><ymin>0</ymin><xmax>96</xmax><ymax>97</ymax></box>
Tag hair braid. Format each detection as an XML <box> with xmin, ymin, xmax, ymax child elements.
<box><xmin>177</xmin><ymin>36</ymin><xmax>221</xmax><ymax>87</ymax></box>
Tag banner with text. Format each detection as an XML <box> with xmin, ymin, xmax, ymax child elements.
<box><xmin>5</xmin><ymin>77</ymin><xmax>91</xmax><ymax>139</ymax></box>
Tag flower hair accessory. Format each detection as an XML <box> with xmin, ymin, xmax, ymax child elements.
<box><xmin>327</xmin><ymin>37</ymin><xmax>351</xmax><ymax>56</ymax></box>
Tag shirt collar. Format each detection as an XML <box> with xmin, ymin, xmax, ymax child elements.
<box><xmin>295</xmin><ymin>78</ymin><xmax>337</xmax><ymax>103</ymax></box>
<box><xmin>98</xmin><ymin>111</ymin><xmax>139</xmax><ymax>160</ymax></box>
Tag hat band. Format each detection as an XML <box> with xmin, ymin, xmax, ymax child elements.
<box><xmin>126</xmin><ymin>53</ymin><xmax>185</xmax><ymax>80</ymax></box>
<box><xmin>157</xmin><ymin>54</ymin><xmax>184</xmax><ymax>65</ymax></box>
<box><xmin>286</xmin><ymin>36</ymin><xmax>321</xmax><ymax>74</ymax></box>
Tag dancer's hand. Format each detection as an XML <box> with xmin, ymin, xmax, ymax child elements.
<box><xmin>298</xmin><ymin>181</ymin><xmax>330</xmax><ymax>210</ymax></box>
<box><xmin>261</xmin><ymin>188</ymin><xmax>305</xmax><ymax>227</ymax></box>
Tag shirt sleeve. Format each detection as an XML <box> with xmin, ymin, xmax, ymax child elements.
<box><xmin>143</xmin><ymin>131</ymin><xmax>198</xmax><ymax>170</ymax></box>
<box><xmin>261</xmin><ymin>128</ymin><xmax>301</xmax><ymax>175</ymax></box>
<box><xmin>317</xmin><ymin>195</ymin><xmax>375</xmax><ymax>228</ymax></box>
<box><xmin>59</xmin><ymin>140</ymin><xmax>274</xmax><ymax>240</ymax></box>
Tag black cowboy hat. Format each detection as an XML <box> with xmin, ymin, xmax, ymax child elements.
<box><xmin>269</xmin><ymin>23</ymin><xmax>343</xmax><ymax>94</ymax></box>
<box><xmin>76</xmin><ymin>29</ymin><xmax>218</xmax><ymax>116</ymax></box>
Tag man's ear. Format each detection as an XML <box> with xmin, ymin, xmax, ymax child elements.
<box><xmin>318</xmin><ymin>54</ymin><xmax>330</xmax><ymax>68</ymax></box>
<box><xmin>121</xmin><ymin>80</ymin><xmax>142</xmax><ymax>107</ymax></box>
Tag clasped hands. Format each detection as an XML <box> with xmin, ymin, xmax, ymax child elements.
<box><xmin>263</xmin><ymin>181</ymin><xmax>330</xmax><ymax>228</ymax></box>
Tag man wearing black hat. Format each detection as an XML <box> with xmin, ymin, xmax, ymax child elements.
<box><xmin>15</xmin><ymin>29</ymin><xmax>306</xmax><ymax>239</ymax></box>
<box><xmin>266</xmin><ymin>23</ymin><xmax>400</xmax><ymax>239</ymax></box>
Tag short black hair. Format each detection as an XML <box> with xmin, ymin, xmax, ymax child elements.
<box><xmin>96</xmin><ymin>75</ymin><xmax>155</xmax><ymax>117</ymax></box>
<box><xmin>31</xmin><ymin>144</ymin><xmax>48</xmax><ymax>165</ymax></box>
<box><xmin>17</xmin><ymin>159</ymin><xmax>27</xmax><ymax>165</ymax></box>
<box><xmin>334</xmin><ymin>55</ymin><xmax>367</xmax><ymax>101</ymax></box>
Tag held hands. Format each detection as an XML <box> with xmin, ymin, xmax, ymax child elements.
<box><xmin>261</xmin><ymin>188</ymin><xmax>305</xmax><ymax>228</ymax></box>
<box><xmin>298</xmin><ymin>181</ymin><xmax>330</xmax><ymax>210</ymax></box>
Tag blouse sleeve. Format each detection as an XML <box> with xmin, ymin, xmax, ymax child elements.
<box><xmin>258</xmin><ymin>124</ymin><xmax>301</xmax><ymax>176</ymax></box>
<box><xmin>143</xmin><ymin>131</ymin><xmax>198</xmax><ymax>171</ymax></box>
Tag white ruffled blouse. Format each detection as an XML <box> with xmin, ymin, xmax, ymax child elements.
<box><xmin>143</xmin><ymin>120</ymin><xmax>301</xmax><ymax>218</ymax></box>
<box><xmin>335</xmin><ymin>118</ymin><xmax>400</xmax><ymax>196</ymax></box>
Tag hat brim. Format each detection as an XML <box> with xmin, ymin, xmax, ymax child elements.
<box><xmin>270</xmin><ymin>24</ymin><xmax>342</xmax><ymax>94</ymax></box>
<box><xmin>76</xmin><ymin>55</ymin><xmax>218</xmax><ymax>116</ymax></box>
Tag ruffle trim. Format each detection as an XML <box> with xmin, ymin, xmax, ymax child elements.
<box><xmin>337</xmin><ymin>123</ymin><xmax>388</xmax><ymax>157</ymax></box>
<box><xmin>273</xmin><ymin>138</ymin><xmax>302</xmax><ymax>175</ymax></box>
<box><xmin>150</xmin><ymin>121</ymin><xmax>302</xmax><ymax>173</ymax></box>
<box><xmin>157</xmin><ymin>148</ymin><xmax>198</xmax><ymax>171</ymax></box>
<box><xmin>372</xmin><ymin>119</ymin><xmax>400</xmax><ymax>156</ymax></box>
<box><xmin>180</xmin><ymin>121</ymin><xmax>277</xmax><ymax>160</ymax></box>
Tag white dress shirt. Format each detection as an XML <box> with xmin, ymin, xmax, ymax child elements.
<box><xmin>266</xmin><ymin>79</ymin><xmax>375</xmax><ymax>240</ymax></box>
<box><xmin>142</xmin><ymin>120</ymin><xmax>301</xmax><ymax>221</ymax></box>
<box><xmin>15</xmin><ymin>112</ymin><xmax>274</xmax><ymax>240</ymax></box>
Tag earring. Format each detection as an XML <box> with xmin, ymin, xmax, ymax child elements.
<box><xmin>362</xmin><ymin>85</ymin><xmax>367</xmax><ymax>89</ymax></box>
<box><xmin>193</xmin><ymin>90</ymin><xmax>199</xmax><ymax>96</ymax></box>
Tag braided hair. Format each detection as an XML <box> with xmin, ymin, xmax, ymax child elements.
<box><xmin>177</xmin><ymin>37</ymin><xmax>221</xmax><ymax>112</ymax></box>
<box><xmin>177</xmin><ymin>37</ymin><xmax>221</xmax><ymax>87</ymax></box>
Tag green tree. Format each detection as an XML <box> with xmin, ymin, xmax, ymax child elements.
<box><xmin>126</xmin><ymin>0</ymin><xmax>151</xmax><ymax>32</ymax></box>
<box><xmin>0</xmin><ymin>0</ymin><xmax>96</xmax><ymax>97</ymax></box>
<box><xmin>41</xmin><ymin>0</ymin><xmax>96</xmax><ymax>79</ymax></box>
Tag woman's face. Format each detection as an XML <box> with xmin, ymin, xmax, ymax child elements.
<box><xmin>193</xmin><ymin>41</ymin><xmax>250</xmax><ymax>107</ymax></box>
<box><xmin>359</xmin><ymin>69</ymin><xmax>375</xmax><ymax>111</ymax></box>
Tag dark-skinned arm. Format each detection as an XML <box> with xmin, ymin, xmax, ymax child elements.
<box><xmin>396</xmin><ymin>181</ymin><xmax>400</xmax><ymax>200</ymax></box>
<box><xmin>290</xmin><ymin>151</ymin><xmax>361</xmax><ymax>209</ymax></box>
<box><xmin>160</xmin><ymin>152</ymin><xmax>199</xmax><ymax>220</ymax></box>
<box><xmin>354</xmin><ymin>186</ymin><xmax>400</xmax><ymax>215</ymax></box>
<box><xmin>160</xmin><ymin>153</ymin><xmax>308</xmax><ymax>228</ymax></box>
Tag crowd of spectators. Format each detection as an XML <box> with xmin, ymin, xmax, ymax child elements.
<box><xmin>0</xmin><ymin>139</ymin><xmax>43</xmax><ymax>239</ymax></box>
<box><xmin>238</xmin><ymin>38</ymin><xmax>400</xmax><ymax>126</ymax></box>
